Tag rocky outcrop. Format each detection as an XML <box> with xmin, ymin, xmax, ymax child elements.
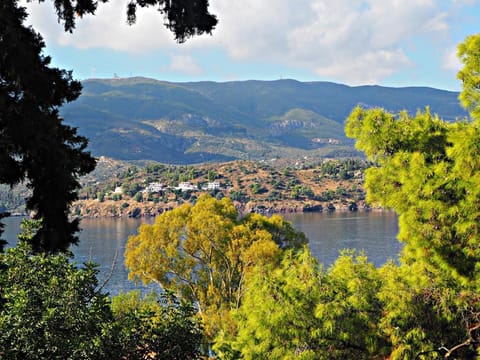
<box><xmin>72</xmin><ymin>198</ymin><xmax>368</xmax><ymax>219</ymax></box>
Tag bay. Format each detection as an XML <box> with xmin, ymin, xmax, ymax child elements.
<box><xmin>283</xmin><ymin>211</ymin><xmax>401</xmax><ymax>268</ymax></box>
<box><xmin>2</xmin><ymin>211</ymin><xmax>400</xmax><ymax>295</ymax></box>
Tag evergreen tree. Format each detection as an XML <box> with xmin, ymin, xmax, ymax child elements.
<box><xmin>0</xmin><ymin>0</ymin><xmax>95</xmax><ymax>252</ymax></box>
<box><xmin>344</xmin><ymin>33</ymin><xmax>480</xmax><ymax>357</ymax></box>
<box><xmin>0</xmin><ymin>0</ymin><xmax>217</xmax><ymax>252</ymax></box>
<box><xmin>47</xmin><ymin>0</ymin><xmax>217</xmax><ymax>43</ymax></box>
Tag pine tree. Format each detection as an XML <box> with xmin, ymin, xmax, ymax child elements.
<box><xmin>0</xmin><ymin>0</ymin><xmax>217</xmax><ymax>252</ymax></box>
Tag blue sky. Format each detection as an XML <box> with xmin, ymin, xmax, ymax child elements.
<box><xmin>25</xmin><ymin>0</ymin><xmax>480</xmax><ymax>91</ymax></box>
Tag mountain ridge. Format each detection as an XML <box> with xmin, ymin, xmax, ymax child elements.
<box><xmin>61</xmin><ymin>77</ymin><xmax>467</xmax><ymax>164</ymax></box>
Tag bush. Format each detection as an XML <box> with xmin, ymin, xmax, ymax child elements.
<box><xmin>0</xmin><ymin>242</ymin><xmax>114</xmax><ymax>359</ymax></box>
<box><xmin>111</xmin><ymin>290</ymin><xmax>204</xmax><ymax>359</ymax></box>
<box><xmin>0</xmin><ymin>220</ymin><xmax>206</xmax><ymax>359</ymax></box>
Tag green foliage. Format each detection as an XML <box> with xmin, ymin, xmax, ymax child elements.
<box><xmin>121</xmin><ymin>181</ymin><xmax>143</xmax><ymax>197</ymax></box>
<box><xmin>216</xmin><ymin>248</ymin><xmax>323</xmax><ymax>359</ymax></box>
<box><xmin>315</xmin><ymin>252</ymin><xmax>388</xmax><ymax>358</ymax></box>
<box><xmin>346</xmin><ymin>106</ymin><xmax>480</xmax><ymax>283</ymax></box>
<box><xmin>97</xmin><ymin>191</ymin><xmax>105</xmax><ymax>202</ymax></box>
<box><xmin>1</xmin><ymin>0</ymin><xmax>218</xmax><ymax>354</ymax></box>
<box><xmin>0</xmin><ymin>220</ymin><xmax>207</xmax><ymax>359</ymax></box>
<box><xmin>212</xmin><ymin>34</ymin><xmax>480</xmax><ymax>360</ymax></box>
<box><xmin>457</xmin><ymin>33</ymin><xmax>480</xmax><ymax>121</ymax></box>
<box><xmin>0</xmin><ymin>245</ymin><xmax>114</xmax><ymax>359</ymax></box>
<box><xmin>216</xmin><ymin>250</ymin><xmax>389</xmax><ymax>360</ymax></box>
<box><xmin>134</xmin><ymin>191</ymin><xmax>143</xmax><ymax>202</ymax></box>
<box><xmin>341</xmin><ymin>36</ymin><xmax>480</xmax><ymax>357</ymax></box>
<box><xmin>377</xmin><ymin>261</ymin><xmax>477</xmax><ymax>359</ymax></box>
<box><xmin>229</xmin><ymin>189</ymin><xmax>246</xmax><ymax>202</ymax></box>
<box><xmin>111</xmin><ymin>193</ymin><xmax>122</xmax><ymax>201</ymax></box>
<box><xmin>290</xmin><ymin>184</ymin><xmax>314</xmax><ymax>199</ymax></box>
<box><xmin>125</xmin><ymin>195</ymin><xmax>307</xmax><ymax>339</ymax></box>
<box><xmin>249</xmin><ymin>182</ymin><xmax>266</xmax><ymax>194</ymax></box>
<box><xmin>111</xmin><ymin>290</ymin><xmax>204</xmax><ymax>359</ymax></box>
<box><xmin>320</xmin><ymin>189</ymin><xmax>335</xmax><ymax>201</ymax></box>
<box><xmin>216</xmin><ymin>250</ymin><xmax>479</xmax><ymax>359</ymax></box>
<box><xmin>207</xmin><ymin>169</ymin><xmax>218</xmax><ymax>181</ymax></box>
<box><xmin>0</xmin><ymin>0</ymin><xmax>96</xmax><ymax>252</ymax></box>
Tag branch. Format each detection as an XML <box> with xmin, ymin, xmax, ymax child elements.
<box><xmin>443</xmin><ymin>323</ymin><xmax>480</xmax><ymax>358</ymax></box>
<box><xmin>444</xmin><ymin>339</ymin><xmax>473</xmax><ymax>357</ymax></box>
<box><xmin>416</xmin><ymin>323</ymin><xmax>480</xmax><ymax>359</ymax></box>
<box><xmin>97</xmin><ymin>247</ymin><xmax>119</xmax><ymax>293</ymax></box>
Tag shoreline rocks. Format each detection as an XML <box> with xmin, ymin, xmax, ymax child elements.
<box><xmin>71</xmin><ymin>199</ymin><xmax>379</xmax><ymax>219</ymax></box>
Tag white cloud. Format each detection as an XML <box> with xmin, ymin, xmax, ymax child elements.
<box><xmin>166</xmin><ymin>55</ymin><xmax>204</xmax><ymax>76</ymax></box>
<box><xmin>198</xmin><ymin>0</ymin><xmax>450</xmax><ymax>84</ymax></box>
<box><xmin>25</xmin><ymin>0</ymin><xmax>177</xmax><ymax>52</ymax></box>
<box><xmin>443</xmin><ymin>47</ymin><xmax>462</xmax><ymax>72</ymax></box>
<box><xmin>24</xmin><ymin>0</ymin><xmax>463</xmax><ymax>84</ymax></box>
<box><xmin>313</xmin><ymin>50</ymin><xmax>412</xmax><ymax>85</ymax></box>
<box><xmin>454</xmin><ymin>0</ymin><xmax>477</xmax><ymax>5</ymax></box>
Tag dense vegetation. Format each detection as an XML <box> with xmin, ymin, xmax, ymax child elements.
<box><xmin>0</xmin><ymin>219</ymin><xmax>204</xmax><ymax>359</ymax></box>
<box><xmin>126</xmin><ymin>33</ymin><xmax>480</xmax><ymax>358</ymax></box>
<box><xmin>1</xmin><ymin>0</ymin><xmax>211</xmax><ymax>358</ymax></box>
<box><xmin>70</xmin><ymin>158</ymin><xmax>367</xmax><ymax>218</ymax></box>
<box><xmin>0</xmin><ymin>0</ymin><xmax>97</xmax><ymax>253</ymax></box>
<box><xmin>62</xmin><ymin>77</ymin><xmax>466</xmax><ymax>163</ymax></box>
<box><xmin>126</xmin><ymin>195</ymin><xmax>307</xmax><ymax>339</ymax></box>
<box><xmin>3</xmin><ymin>0</ymin><xmax>480</xmax><ymax>357</ymax></box>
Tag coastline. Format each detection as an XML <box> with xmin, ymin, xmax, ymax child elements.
<box><xmin>69</xmin><ymin>198</ymin><xmax>386</xmax><ymax>219</ymax></box>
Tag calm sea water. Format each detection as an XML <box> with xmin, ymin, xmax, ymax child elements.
<box><xmin>2</xmin><ymin>211</ymin><xmax>400</xmax><ymax>295</ymax></box>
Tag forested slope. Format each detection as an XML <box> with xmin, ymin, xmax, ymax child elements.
<box><xmin>62</xmin><ymin>77</ymin><xmax>467</xmax><ymax>163</ymax></box>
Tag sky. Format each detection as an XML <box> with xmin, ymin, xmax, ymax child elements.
<box><xmin>24</xmin><ymin>0</ymin><xmax>480</xmax><ymax>91</ymax></box>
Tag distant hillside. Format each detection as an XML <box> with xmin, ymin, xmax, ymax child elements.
<box><xmin>61</xmin><ymin>77</ymin><xmax>467</xmax><ymax>164</ymax></box>
<box><xmin>72</xmin><ymin>158</ymin><xmax>369</xmax><ymax>218</ymax></box>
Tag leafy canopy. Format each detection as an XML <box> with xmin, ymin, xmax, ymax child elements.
<box><xmin>38</xmin><ymin>0</ymin><xmax>218</xmax><ymax>43</ymax></box>
<box><xmin>214</xmin><ymin>33</ymin><xmax>480</xmax><ymax>360</ymax></box>
<box><xmin>342</xmin><ymin>32</ymin><xmax>480</xmax><ymax>357</ymax></box>
<box><xmin>125</xmin><ymin>194</ymin><xmax>307</xmax><ymax>338</ymax></box>
<box><xmin>216</xmin><ymin>250</ymin><xmax>391</xmax><ymax>360</ymax></box>
<box><xmin>0</xmin><ymin>221</ymin><xmax>113</xmax><ymax>359</ymax></box>
<box><xmin>0</xmin><ymin>219</ymin><xmax>205</xmax><ymax>359</ymax></box>
<box><xmin>1</xmin><ymin>0</ymin><xmax>96</xmax><ymax>252</ymax></box>
<box><xmin>110</xmin><ymin>290</ymin><xmax>204</xmax><ymax>360</ymax></box>
<box><xmin>0</xmin><ymin>0</ymin><xmax>217</xmax><ymax>252</ymax></box>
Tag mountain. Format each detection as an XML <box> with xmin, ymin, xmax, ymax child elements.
<box><xmin>61</xmin><ymin>77</ymin><xmax>467</xmax><ymax>164</ymax></box>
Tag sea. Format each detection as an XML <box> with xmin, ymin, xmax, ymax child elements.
<box><xmin>2</xmin><ymin>211</ymin><xmax>400</xmax><ymax>296</ymax></box>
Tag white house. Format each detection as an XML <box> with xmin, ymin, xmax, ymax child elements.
<box><xmin>177</xmin><ymin>182</ymin><xmax>196</xmax><ymax>191</ymax></box>
<box><xmin>206</xmin><ymin>181</ymin><xmax>221</xmax><ymax>190</ymax></box>
<box><xmin>144</xmin><ymin>182</ymin><xmax>164</xmax><ymax>193</ymax></box>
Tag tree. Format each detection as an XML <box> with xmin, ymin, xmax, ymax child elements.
<box><xmin>314</xmin><ymin>252</ymin><xmax>388</xmax><ymax>359</ymax></box>
<box><xmin>125</xmin><ymin>194</ymin><xmax>307</xmax><ymax>338</ymax></box>
<box><xmin>377</xmin><ymin>259</ymin><xmax>476</xmax><ymax>359</ymax></box>
<box><xmin>1</xmin><ymin>0</ymin><xmax>217</xmax><ymax>252</ymax></box>
<box><xmin>0</xmin><ymin>224</ymin><xmax>114</xmax><ymax>359</ymax></box>
<box><xmin>216</xmin><ymin>250</ymin><xmax>389</xmax><ymax>360</ymax></box>
<box><xmin>215</xmin><ymin>248</ymin><xmax>323</xmax><ymax>360</ymax></box>
<box><xmin>457</xmin><ymin>33</ymin><xmax>480</xmax><ymax>121</ymax></box>
<box><xmin>0</xmin><ymin>219</ymin><xmax>206</xmax><ymax>359</ymax></box>
<box><xmin>111</xmin><ymin>290</ymin><xmax>204</xmax><ymax>359</ymax></box>
<box><xmin>46</xmin><ymin>0</ymin><xmax>218</xmax><ymax>43</ymax></box>
<box><xmin>343</xmin><ymin>33</ymin><xmax>480</xmax><ymax>357</ymax></box>
<box><xmin>1</xmin><ymin>0</ymin><xmax>96</xmax><ymax>253</ymax></box>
